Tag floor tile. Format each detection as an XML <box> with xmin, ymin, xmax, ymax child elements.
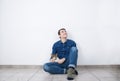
<box><xmin>0</xmin><ymin>69</ymin><xmax>18</xmax><ymax>81</ymax></box>
<box><xmin>87</xmin><ymin>68</ymin><xmax>116</xmax><ymax>78</ymax></box>
<box><xmin>29</xmin><ymin>69</ymin><xmax>53</xmax><ymax>81</ymax></box>
<box><xmin>100</xmin><ymin>77</ymin><xmax>120</xmax><ymax>81</ymax></box>
<box><xmin>4</xmin><ymin>69</ymin><xmax>38</xmax><ymax>81</ymax></box>
<box><xmin>75</xmin><ymin>72</ymin><xmax>100</xmax><ymax>81</ymax></box>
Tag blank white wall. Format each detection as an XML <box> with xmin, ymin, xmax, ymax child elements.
<box><xmin>0</xmin><ymin>0</ymin><xmax>120</xmax><ymax>65</ymax></box>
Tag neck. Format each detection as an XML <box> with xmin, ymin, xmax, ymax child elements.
<box><xmin>61</xmin><ymin>38</ymin><xmax>67</xmax><ymax>43</ymax></box>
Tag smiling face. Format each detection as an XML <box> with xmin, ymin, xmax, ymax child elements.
<box><xmin>58</xmin><ymin>28</ymin><xmax>67</xmax><ymax>39</ymax></box>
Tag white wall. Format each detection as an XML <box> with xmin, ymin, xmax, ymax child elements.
<box><xmin>0</xmin><ymin>0</ymin><xmax>120</xmax><ymax>65</ymax></box>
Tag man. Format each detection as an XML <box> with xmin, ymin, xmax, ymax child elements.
<box><xmin>43</xmin><ymin>28</ymin><xmax>78</xmax><ymax>80</ymax></box>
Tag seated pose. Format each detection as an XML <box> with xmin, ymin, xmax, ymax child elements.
<box><xmin>43</xmin><ymin>28</ymin><xmax>78</xmax><ymax>80</ymax></box>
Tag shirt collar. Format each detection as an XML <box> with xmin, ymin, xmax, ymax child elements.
<box><xmin>59</xmin><ymin>39</ymin><xmax>68</xmax><ymax>44</ymax></box>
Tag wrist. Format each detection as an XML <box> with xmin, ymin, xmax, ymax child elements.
<box><xmin>62</xmin><ymin>58</ymin><xmax>66</xmax><ymax>61</ymax></box>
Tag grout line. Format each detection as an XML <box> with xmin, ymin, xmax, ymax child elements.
<box><xmin>50</xmin><ymin>75</ymin><xmax>54</xmax><ymax>81</ymax></box>
<box><xmin>27</xmin><ymin>69</ymin><xmax>40</xmax><ymax>81</ymax></box>
<box><xmin>85</xmin><ymin>67</ymin><xmax>101</xmax><ymax>81</ymax></box>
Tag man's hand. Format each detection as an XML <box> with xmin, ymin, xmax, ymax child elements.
<box><xmin>50</xmin><ymin>57</ymin><xmax>56</xmax><ymax>62</ymax></box>
<box><xmin>50</xmin><ymin>57</ymin><xmax>66</xmax><ymax>64</ymax></box>
<box><xmin>56</xmin><ymin>58</ymin><xmax>66</xmax><ymax>64</ymax></box>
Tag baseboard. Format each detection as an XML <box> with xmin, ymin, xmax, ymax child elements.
<box><xmin>0</xmin><ymin>65</ymin><xmax>42</xmax><ymax>69</ymax></box>
<box><xmin>0</xmin><ymin>65</ymin><xmax>120</xmax><ymax>69</ymax></box>
<box><xmin>77</xmin><ymin>65</ymin><xmax>120</xmax><ymax>68</ymax></box>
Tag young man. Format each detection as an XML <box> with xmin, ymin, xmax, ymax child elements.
<box><xmin>43</xmin><ymin>28</ymin><xmax>78</xmax><ymax>80</ymax></box>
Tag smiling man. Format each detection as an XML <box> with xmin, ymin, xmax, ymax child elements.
<box><xmin>43</xmin><ymin>28</ymin><xmax>78</xmax><ymax>80</ymax></box>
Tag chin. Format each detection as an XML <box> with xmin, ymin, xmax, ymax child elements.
<box><xmin>64</xmin><ymin>36</ymin><xmax>67</xmax><ymax>38</ymax></box>
<box><xmin>64</xmin><ymin>35</ymin><xmax>67</xmax><ymax>38</ymax></box>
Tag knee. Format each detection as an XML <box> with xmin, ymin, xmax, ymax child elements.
<box><xmin>43</xmin><ymin>63</ymin><xmax>50</xmax><ymax>72</ymax></box>
<box><xmin>70</xmin><ymin>47</ymin><xmax>78</xmax><ymax>52</ymax></box>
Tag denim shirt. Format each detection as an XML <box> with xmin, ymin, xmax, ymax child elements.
<box><xmin>52</xmin><ymin>39</ymin><xmax>76</xmax><ymax>59</ymax></box>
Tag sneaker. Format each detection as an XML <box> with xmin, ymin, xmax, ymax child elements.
<box><xmin>67</xmin><ymin>67</ymin><xmax>78</xmax><ymax>80</ymax></box>
<box><xmin>75</xmin><ymin>69</ymin><xmax>78</xmax><ymax>75</ymax></box>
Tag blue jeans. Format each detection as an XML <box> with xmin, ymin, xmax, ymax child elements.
<box><xmin>43</xmin><ymin>47</ymin><xmax>78</xmax><ymax>74</ymax></box>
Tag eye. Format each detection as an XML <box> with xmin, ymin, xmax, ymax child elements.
<box><xmin>61</xmin><ymin>31</ymin><xmax>64</xmax><ymax>33</ymax></box>
<box><xmin>63</xmin><ymin>30</ymin><xmax>66</xmax><ymax>32</ymax></box>
<box><xmin>60</xmin><ymin>30</ymin><xmax>66</xmax><ymax>34</ymax></box>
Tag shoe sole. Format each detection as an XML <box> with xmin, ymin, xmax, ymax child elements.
<box><xmin>67</xmin><ymin>77</ymin><xmax>74</xmax><ymax>80</ymax></box>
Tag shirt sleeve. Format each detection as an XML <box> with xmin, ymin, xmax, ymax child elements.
<box><xmin>72</xmin><ymin>40</ymin><xmax>76</xmax><ymax>47</ymax></box>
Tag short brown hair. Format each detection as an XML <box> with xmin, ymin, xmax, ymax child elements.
<box><xmin>58</xmin><ymin>28</ymin><xmax>66</xmax><ymax>35</ymax></box>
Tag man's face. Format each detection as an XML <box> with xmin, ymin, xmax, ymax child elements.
<box><xmin>59</xmin><ymin>29</ymin><xmax>67</xmax><ymax>38</ymax></box>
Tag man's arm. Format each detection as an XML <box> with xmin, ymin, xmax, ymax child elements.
<box><xmin>50</xmin><ymin>54</ymin><xmax>57</xmax><ymax>62</ymax></box>
<box><xmin>55</xmin><ymin>58</ymin><xmax>66</xmax><ymax>64</ymax></box>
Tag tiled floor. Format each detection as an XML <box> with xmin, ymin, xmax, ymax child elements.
<box><xmin>0</xmin><ymin>66</ymin><xmax>120</xmax><ymax>81</ymax></box>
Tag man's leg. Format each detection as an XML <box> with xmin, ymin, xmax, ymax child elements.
<box><xmin>69</xmin><ymin>47</ymin><xmax>78</xmax><ymax>68</ymax></box>
<box><xmin>67</xmin><ymin>47</ymin><xmax>78</xmax><ymax>80</ymax></box>
<box><xmin>43</xmin><ymin>62</ymin><xmax>66</xmax><ymax>74</ymax></box>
